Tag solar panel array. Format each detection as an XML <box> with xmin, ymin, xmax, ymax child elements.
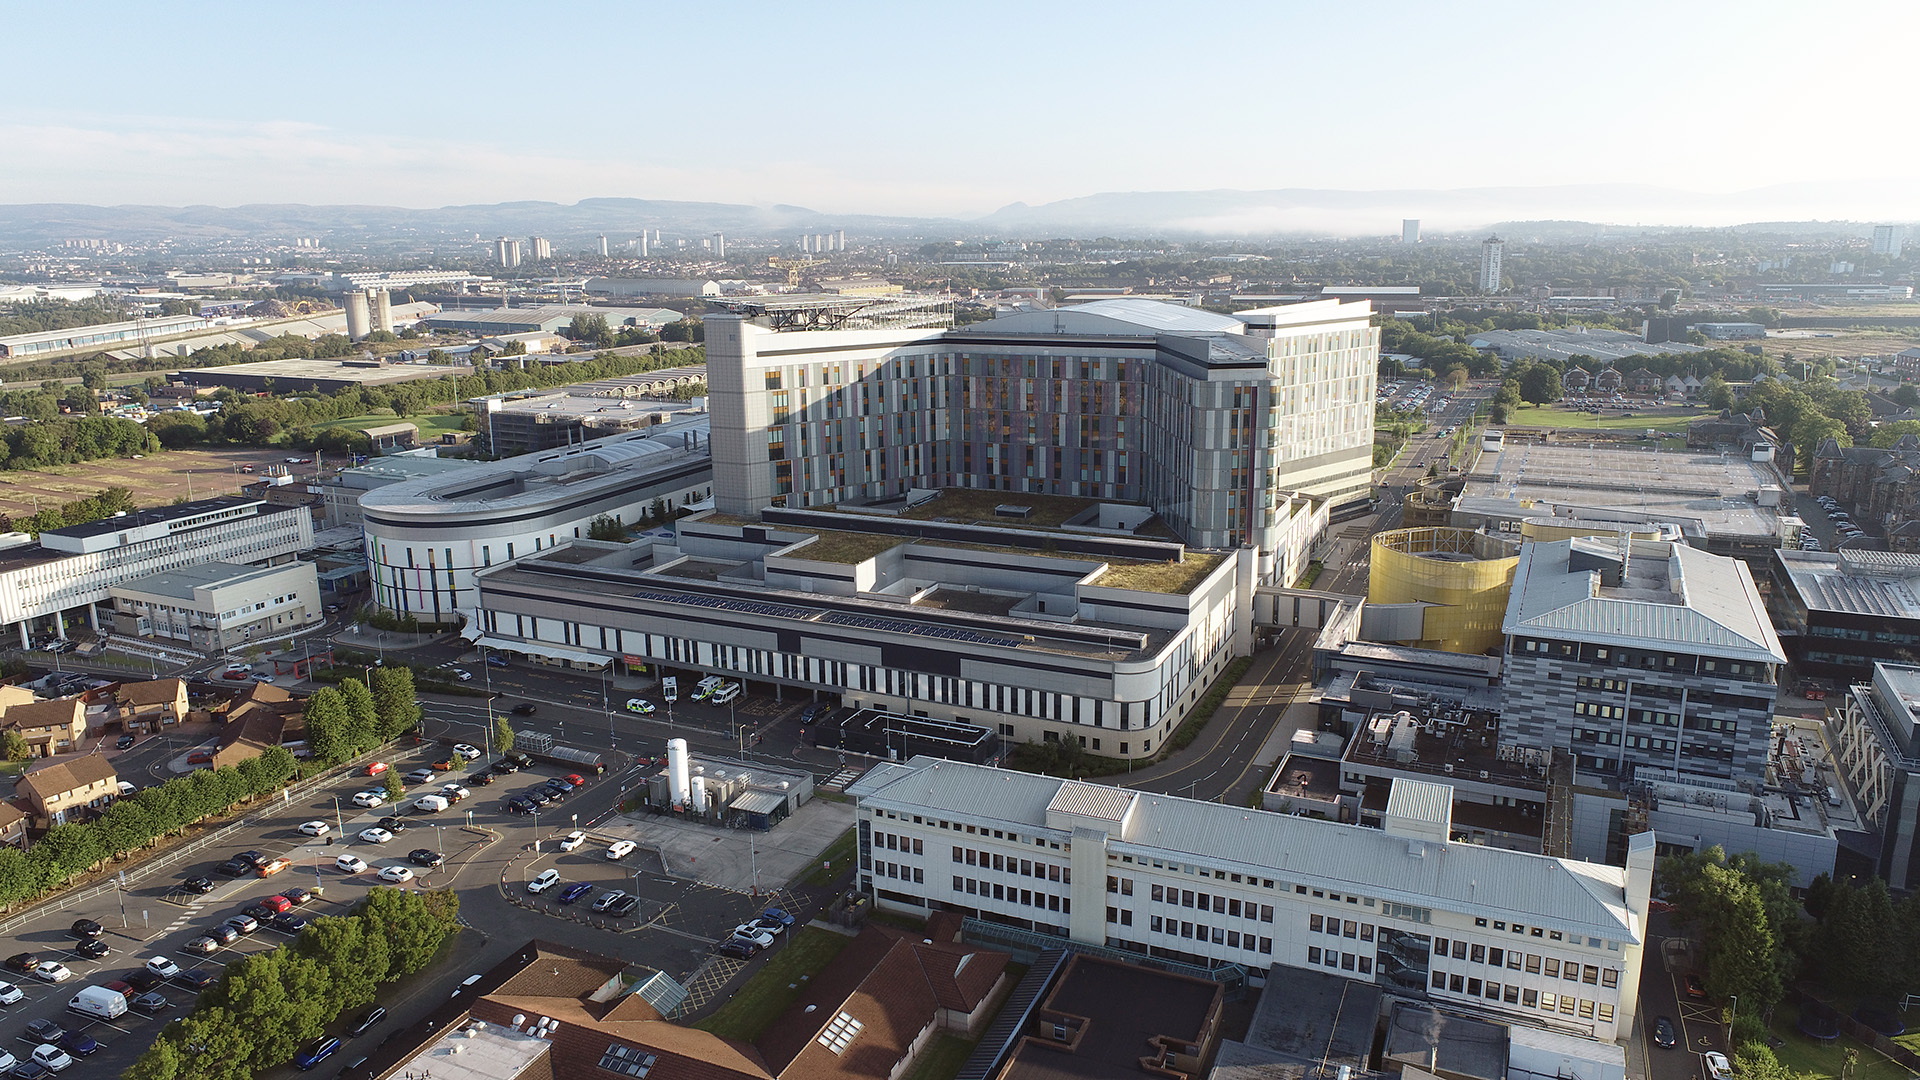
<box><xmin>822</xmin><ymin>610</ymin><xmax>1024</xmax><ymax>648</ymax></box>
<box><xmin>630</xmin><ymin>588</ymin><xmax>820</xmax><ymax>623</ymax></box>
<box><xmin>1811</xmin><ymin>573</ymin><xmax>1919</xmax><ymax>618</ymax></box>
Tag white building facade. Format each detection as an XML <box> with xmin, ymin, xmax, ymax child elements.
<box><xmin>847</xmin><ymin>760</ymin><xmax>1652</xmax><ymax>1046</ymax></box>
<box><xmin>108</xmin><ymin>560</ymin><xmax>322</xmax><ymax>654</ymax></box>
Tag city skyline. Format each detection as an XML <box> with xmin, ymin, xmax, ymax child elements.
<box><xmin>0</xmin><ymin>0</ymin><xmax>1914</xmax><ymax>231</ymax></box>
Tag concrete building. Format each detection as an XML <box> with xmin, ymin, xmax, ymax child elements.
<box><xmin>598</xmin><ymin>235</ymin><xmax>609</xmax><ymax>258</ymax></box>
<box><xmin>1810</xmin><ymin>434</ymin><xmax>1920</xmax><ymax>536</ymax></box>
<box><xmin>1500</xmin><ymin>537</ymin><xmax>1785</xmax><ymax>783</ymax></box>
<box><xmin>1769</xmin><ymin>548</ymin><xmax>1920</xmax><ymax>680</ymax></box>
<box><xmin>0</xmin><ymin>314</ymin><xmax>206</xmax><ymax>359</ymax></box>
<box><xmin>1403</xmin><ymin>219</ymin><xmax>1420</xmax><ymax>245</ymax></box>
<box><xmin>0</xmin><ymin>497</ymin><xmax>314</xmax><ymax>649</ymax></box>
<box><xmin>583</xmin><ymin>278</ymin><xmax>720</xmax><ymax>299</ymax></box>
<box><xmin>359</xmin><ymin>419</ymin><xmax>712</xmax><ymax>621</ymax></box>
<box><xmin>420</xmin><ymin>305</ymin><xmax>681</xmax><ymax>336</ymax></box>
<box><xmin>846</xmin><ymin>759</ymin><xmax>1653</xmax><ymax>1045</ymax></box>
<box><xmin>706</xmin><ymin>297</ymin><xmax>1378</xmax><ymax>575</ymax></box>
<box><xmin>529</xmin><ymin>236</ymin><xmax>552</xmax><ymax>262</ymax></box>
<box><xmin>18</xmin><ymin>754</ymin><xmax>117</xmax><ymax>828</ymax></box>
<box><xmin>495</xmin><ymin>237</ymin><xmax>521</xmax><ymax>268</ymax></box>
<box><xmin>171</xmin><ymin>354</ymin><xmax>473</xmax><ymax>394</ymax></box>
<box><xmin>480</xmin><ymin>393</ymin><xmax>686</xmax><ymax>455</ymax></box>
<box><xmin>1833</xmin><ymin>662</ymin><xmax>1920</xmax><ymax>890</ymax></box>
<box><xmin>108</xmin><ymin>561</ymin><xmax>321</xmax><ymax>654</ymax></box>
<box><xmin>469</xmin><ymin>507</ymin><xmax>1245</xmax><ymax>760</ymax></box>
<box><xmin>1479</xmin><ymin>237</ymin><xmax>1504</xmax><ymax>293</ymax></box>
<box><xmin>1873</xmin><ymin>225</ymin><xmax>1905</xmax><ymax>259</ymax></box>
<box><xmin>1467</xmin><ymin>328</ymin><xmax>1703</xmax><ymax>368</ymax></box>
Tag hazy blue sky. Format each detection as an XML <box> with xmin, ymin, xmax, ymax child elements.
<box><xmin>1</xmin><ymin>0</ymin><xmax>1913</xmax><ymax>227</ymax></box>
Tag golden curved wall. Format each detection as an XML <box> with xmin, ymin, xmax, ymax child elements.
<box><xmin>1368</xmin><ymin>527</ymin><xmax>1520</xmax><ymax>654</ymax></box>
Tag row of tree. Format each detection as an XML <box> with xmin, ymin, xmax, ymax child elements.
<box><xmin>0</xmin><ymin>414</ymin><xmax>157</xmax><ymax>471</ymax></box>
<box><xmin>0</xmin><ymin>747</ymin><xmax>299</xmax><ymax>911</ymax></box>
<box><xmin>126</xmin><ymin>888</ymin><xmax>462</xmax><ymax>1080</ymax></box>
<box><xmin>0</xmin><ymin>485</ymin><xmax>135</xmax><ymax>537</ymax></box>
<box><xmin>301</xmin><ymin>671</ymin><xmax>421</xmax><ymax>766</ymax></box>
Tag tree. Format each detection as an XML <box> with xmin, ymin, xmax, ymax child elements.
<box><xmin>1896</xmin><ymin>383</ymin><xmax>1920</xmax><ymax>408</ymax></box>
<box><xmin>1517</xmin><ymin>364</ymin><xmax>1563</xmax><ymax>405</ymax></box>
<box><xmin>587</xmin><ymin>513</ymin><xmax>626</xmax><ymax>541</ymax></box>
<box><xmin>1817</xmin><ymin>876</ymin><xmax>1896</xmax><ymax>998</ymax></box>
<box><xmin>1701</xmin><ymin>864</ymin><xmax>1782</xmax><ymax>1007</ymax></box>
<box><xmin>338</xmin><ymin>678</ymin><xmax>378</xmax><ymax>752</ymax></box>
<box><xmin>1659</xmin><ymin>846</ymin><xmax>1796</xmax><ymax>1011</ymax></box>
<box><xmin>493</xmin><ymin>715</ymin><xmax>515</xmax><ymax>755</ymax></box>
<box><xmin>1792</xmin><ymin>414</ymin><xmax>1850</xmax><ymax>461</ymax></box>
<box><xmin>0</xmin><ymin>731</ymin><xmax>27</xmax><ymax>762</ymax></box>
<box><xmin>370</xmin><ymin>667</ymin><xmax>420</xmax><ymax>740</ymax></box>
<box><xmin>1703</xmin><ymin>375</ymin><xmax>1736</xmax><ymax>411</ymax></box>
<box><xmin>384</xmin><ymin>766</ymin><xmax>405</xmax><ymax>803</ymax></box>
<box><xmin>302</xmin><ymin>687</ymin><xmax>354</xmax><ymax>765</ymax></box>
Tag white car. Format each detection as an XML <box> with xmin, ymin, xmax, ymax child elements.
<box><xmin>224</xmin><ymin>662</ymin><xmax>251</xmax><ymax>673</ymax></box>
<box><xmin>1704</xmin><ymin>1051</ymin><xmax>1732</xmax><ymax>1080</ymax></box>
<box><xmin>378</xmin><ymin>866</ymin><xmax>415</xmax><ymax>884</ymax></box>
<box><xmin>145</xmin><ymin>956</ymin><xmax>181</xmax><ymax>978</ymax></box>
<box><xmin>30</xmin><ymin>962</ymin><xmax>71</xmax><ymax>983</ymax></box>
<box><xmin>606</xmin><ymin>840</ymin><xmax>637</xmax><ymax>861</ymax></box>
<box><xmin>32</xmin><ymin>1045</ymin><xmax>72</xmax><ymax>1072</ymax></box>
<box><xmin>729</xmin><ymin>925</ymin><xmax>775</xmax><ymax>949</ymax></box>
<box><xmin>359</xmin><ymin>827</ymin><xmax>394</xmax><ymax>844</ymax></box>
<box><xmin>526</xmin><ymin>869</ymin><xmax>561</xmax><ymax>894</ymax></box>
<box><xmin>0</xmin><ymin>982</ymin><xmax>21</xmax><ymax>1004</ymax></box>
<box><xmin>0</xmin><ymin>1052</ymin><xmax>14</xmax><ymax>1073</ymax></box>
<box><xmin>336</xmin><ymin>854</ymin><xmax>369</xmax><ymax>874</ymax></box>
<box><xmin>452</xmin><ymin>743</ymin><xmax>482</xmax><ymax>761</ymax></box>
<box><xmin>351</xmin><ymin>791</ymin><xmax>385</xmax><ymax>809</ymax></box>
<box><xmin>298</xmin><ymin>821</ymin><xmax>331</xmax><ymax>837</ymax></box>
<box><xmin>558</xmin><ymin>831</ymin><xmax>586</xmax><ymax>852</ymax></box>
<box><xmin>450</xmin><ymin>669</ymin><xmax>472</xmax><ymax>682</ymax></box>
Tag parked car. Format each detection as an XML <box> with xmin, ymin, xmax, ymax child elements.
<box><xmin>557</xmin><ymin>883</ymin><xmax>593</xmax><ymax>905</ymax></box>
<box><xmin>452</xmin><ymin>743</ymin><xmax>482</xmax><ymax>760</ymax></box>
<box><xmin>171</xmin><ymin>969</ymin><xmax>214</xmax><ymax>990</ymax></box>
<box><xmin>592</xmin><ymin>890</ymin><xmax>629</xmax><ymax>913</ymax></box>
<box><xmin>526</xmin><ymin>869</ymin><xmax>560</xmax><ymax>894</ymax></box>
<box><xmin>1704</xmin><ymin>1051</ymin><xmax>1732</xmax><ymax>1080</ymax></box>
<box><xmin>490</xmin><ymin>760</ymin><xmax>521</xmax><ymax>775</ymax></box>
<box><xmin>0</xmin><ymin>983</ymin><xmax>21</xmax><ymax>1005</ymax></box>
<box><xmin>351</xmin><ymin>791</ymin><xmax>385</xmax><ymax>808</ymax></box>
<box><xmin>729</xmin><ymin>926</ymin><xmax>775</xmax><ymax>949</ymax></box>
<box><xmin>30</xmin><ymin>963</ymin><xmax>71</xmax><ymax>984</ymax></box>
<box><xmin>213</xmin><ymin>858</ymin><xmax>251</xmax><ymax>877</ymax></box>
<box><xmin>256</xmin><ymin>857</ymin><xmax>291</xmax><ymax>877</ymax></box>
<box><xmin>449</xmin><ymin>669</ymin><xmax>472</xmax><ymax>682</ymax></box>
<box><xmin>182</xmin><ymin>936</ymin><xmax>220</xmax><ymax>956</ymax></box>
<box><xmin>266</xmin><ymin>913</ymin><xmax>309</xmax><ymax>934</ymax></box>
<box><xmin>558</xmin><ymin>831</ymin><xmax>586</xmax><ymax>852</ymax></box>
<box><xmin>294</xmin><ymin>1037</ymin><xmax>341</xmax><ymax>1071</ymax></box>
<box><xmin>205</xmin><ymin>925</ymin><xmax>240</xmax><ymax>946</ymax></box>
<box><xmin>2</xmin><ymin>955</ymin><xmax>35</xmax><ymax>975</ymax></box>
<box><xmin>404</xmin><ymin>768</ymin><xmax>435</xmax><ymax>785</ymax></box>
<box><xmin>1684</xmin><ymin>973</ymin><xmax>1708</xmax><ymax>1000</ymax></box>
<box><xmin>377</xmin><ymin>866</ymin><xmax>415</xmax><ymax>884</ymax></box>
<box><xmin>716</xmin><ymin>939</ymin><xmax>757</xmax><ymax>959</ymax></box>
<box><xmin>130</xmin><ymin>992</ymin><xmax>170</xmax><ymax>1016</ymax></box>
<box><xmin>505</xmin><ymin>797</ymin><xmax>536</xmax><ymax>814</ymax></box>
<box><xmin>348</xmin><ymin>1006</ymin><xmax>387</xmax><ymax>1037</ymax></box>
<box><xmin>223</xmin><ymin>914</ymin><xmax>259</xmax><ymax>936</ymax></box>
<box><xmin>29</xmin><ymin>1045</ymin><xmax>71</xmax><ymax>1073</ymax></box>
<box><xmin>281</xmin><ymin>887</ymin><xmax>313</xmax><ymax>906</ymax></box>
<box><xmin>297</xmin><ymin>821</ymin><xmax>331</xmax><ymax>837</ymax></box>
<box><xmin>124</xmin><ymin>971</ymin><xmax>164</xmax><ymax>993</ymax></box>
<box><xmin>358</xmin><ymin>827</ymin><xmax>394</xmax><ymax>844</ymax></box>
<box><xmin>603</xmin><ymin>894</ymin><xmax>639</xmax><ymax>917</ymax></box>
<box><xmin>115</xmin><ymin>734</ymin><xmax>136</xmax><ymax>750</ymax></box>
<box><xmin>376</xmin><ymin>815</ymin><xmax>409</xmax><ymax>834</ymax></box>
<box><xmin>70</xmin><ymin>941</ymin><xmax>108</xmax><ymax>961</ymax></box>
<box><xmin>259</xmin><ymin>894</ymin><xmax>293</xmax><ymax>913</ymax></box>
<box><xmin>54</xmin><ymin>1031</ymin><xmax>95</xmax><ymax>1058</ymax></box>
<box><xmin>759</xmin><ymin>907</ymin><xmax>796</xmax><ymax>927</ymax></box>
<box><xmin>625</xmin><ymin>698</ymin><xmax>656</xmax><ymax>715</ymax></box>
<box><xmin>607</xmin><ymin>840</ymin><xmax>637</xmax><ymax>861</ymax></box>
<box><xmin>182</xmin><ymin>876</ymin><xmax>215</xmax><ymax>894</ymax></box>
<box><xmin>408</xmin><ymin>849</ymin><xmax>445</xmax><ymax>868</ymax></box>
<box><xmin>335</xmin><ymin>855</ymin><xmax>369</xmax><ymax>874</ymax></box>
<box><xmin>22</xmin><ymin>1021</ymin><xmax>63</xmax><ymax>1045</ymax></box>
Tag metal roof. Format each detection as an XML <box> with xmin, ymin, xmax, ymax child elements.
<box><xmin>1047</xmin><ymin>781</ymin><xmax>1136</xmax><ymax>823</ymax></box>
<box><xmin>1502</xmin><ymin>539</ymin><xmax>1786</xmax><ymax>663</ymax></box>
<box><xmin>1385</xmin><ymin>778</ymin><xmax>1453</xmax><ymax>825</ymax></box>
<box><xmin>855</xmin><ymin>759</ymin><xmax>1639</xmax><ymax>941</ymax></box>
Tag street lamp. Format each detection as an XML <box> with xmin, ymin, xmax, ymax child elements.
<box><xmin>331</xmin><ymin>795</ymin><xmax>345</xmax><ymax>837</ymax></box>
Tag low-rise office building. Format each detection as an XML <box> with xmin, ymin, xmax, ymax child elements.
<box><xmin>1833</xmin><ymin>662</ymin><xmax>1920</xmax><ymax>891</ymax></box>
<box><xmin>846</xmin><ymin>759</ymin><xmax>1652</xmax><ymax>1046</ymax></box>
<box><xmin>1501</xmin><ymin>537</ymin><xmax>1784</xmax><ymax>784</ymax></box>
<box><xmin>1768</xmin><ymin>548</ymin><xmax>1920</xmax><ymax>681</ymax></box>
<box><xmin>0</xmin><ymin>497</ymin><xmax>314</xmax><ymax>649</ymax></box>
<box><xmin>109</xmin><ymin>561</ymin><xmax>321</xmax><ymax>654</ymax></box>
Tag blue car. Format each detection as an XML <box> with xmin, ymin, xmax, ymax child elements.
<box><xmin>760</xmin><ymin>907</ymin><xmax>796</xmax><ymax>927</ymax></box>
<box><xmin>294</xmin><ymin>1037</ymin><xmax>341</xmax><ymax>1071</ymax></box>
<box><xmin>557</xmin><ymin>883</ymin><xmax>593</xmax><ymax>905</ymax></box>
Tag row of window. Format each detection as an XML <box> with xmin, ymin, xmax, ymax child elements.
<box><xmin>1432</xmin><ymin>971</ymin><xmax>1615</xmax><ymax>1023</ymax></box>
<box><xmin>1306</xmin><ymin>946</ymin><xmax>1373</xmax><ymax>973</ymax></box>
<box><xmin>873</xmin><ymin>861</ymin><xmax>922</xmax><ymax>884</ymax></box>
<box><xmin>952</xmin><ymin>876</ymin><xmax>1068</xmax><ymax>912</ymax></box>
<box><xmin>1147</xmin><ymin>914</ymin><xmax>1274</xmax><ymax>954</ymax></box>
<box><xmin>1153</xmin><ymin>884</ymin><xmax>1277</xmax><ymax>923</ymax></box>
<box><xmin>1430</xmin><ymin>934</ymin><xmax>1620</xmax><ymax>988</ymax></box>
<box><xmin>874</xmin><ymin>831</ymin><xmax>922</xmax><ymax>855</ymax></box>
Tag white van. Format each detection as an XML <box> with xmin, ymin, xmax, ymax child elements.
<box><xmin>710</xmin><ymin>682</ymin><xmax>742</xmax><ymax>706</ymax></box>
<box><xmin>691</xmin><ymin>676</ymin><xmax>724</xmax><ymax>702</ymax></box>
<box><xmin>69</xmin><ymin>985</ymin><xmax>127</xmax><ymax>1020</ymax></box>
<box><xmin>414</xmin><ymin>795</ymin><xmax>450</xmax><ymax>814</ymax></box>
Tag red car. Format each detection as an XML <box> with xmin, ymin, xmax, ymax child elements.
<box><xmin>222</xmin><ymin>670</ymin><xmax>249</xmax><ymax>681</ymax></box>
<box><xmin>565</xmin><ymin>774</ymin><xmax>586</xmax><ymax>787</ymax></box>
<box><xmin>366</xmin><ymin>762</ymin><xmax>389</xmax><ymax>776</ymax></box>
<box><xmin>260</xmin><ymin>895</ymin><xmax>293</xmax><ymax>913</ymax></box>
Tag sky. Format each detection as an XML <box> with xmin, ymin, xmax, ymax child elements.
<box><xmin>1</xmin><ymin>0</ymin><xmax>1915</xmax><ymax>229</ymax></box>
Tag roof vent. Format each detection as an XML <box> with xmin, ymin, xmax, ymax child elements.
<box><xmin>1408</xmin><ymin>840</ymin><xmax>1426</xmax><ymax>859</ymax></box>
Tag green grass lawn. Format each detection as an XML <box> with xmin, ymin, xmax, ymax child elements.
<box><xmin>693</xmin><ymin>927</ymin><xmax>849</xmax><ymax>1042</ymax></box>
<box><xmin>1505</xmin><ymin>405</ymin><xmax>1696</xmax><ymax>432</ymax></box>
<box><xmin>803</xmin><ymin>828</ymin><xmax>857</xmax><ymax>887</ymax></box>
<box><xmin>313</xmin><ymin>410</ymin><xmax>470</xmax><ymax>439</ymax></box>
<box><xmin>903</xmin><ymin>1035</ymin><xmax>976</xmax><ymax>1080</ymax></box>
<box><xmin>1770</xmin><ymin>1001</ymin><xmax>1913</xmax><ymax>1080</ymax></box>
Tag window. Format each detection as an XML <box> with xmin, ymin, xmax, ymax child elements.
<box><xmin>1543</xmin><ymin>958</ymin><xmax>1559</xmax><ymax>978</ymax></box>
<box><xmin>1526</xmin><ymin>954</ymin><xmax>1542</xmax><ymax>974</ymax></box>
<box><xmin>1540</xmin><ymin>993</ymin><xmax>1557</xmax><ymax>1012</ymax></box>
<box><xmin>817</xmin><ymin>1012</ymin><xmax>864</xmax><ymax>1054</ymax></box>
<box><xmin>1583</xmin><ymin>965</ymin><xmax>1599</xmax><ymax>984</ymax></box>
<box><xmin>1311</xmin><ymin>914</ymin><xmax>1324</xmax><ymax>932</ymax></box>
<box><xmin>1602</xmin><ymin>969</ymin><xmax>1619</xmax><ymax>988</ymax></box>
<box><xmin>1309</xmin><ymin>946</ymin><xmax>1322</xmax><ymax>964</ymax></box>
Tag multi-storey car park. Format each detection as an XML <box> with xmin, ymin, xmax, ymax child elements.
<box><xmin>845</xmin><ymin>759</ymin><xmax>1653</xmax><ymax>1048</ymax></box>
<box><xmin>705</xmin><ymin>297</ymin><xmax>1378</xmax><ymax>586</ymax></box>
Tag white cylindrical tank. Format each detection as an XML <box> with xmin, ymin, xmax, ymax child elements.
<box><xmin>666</xmin><ymin>738</ymin><xmax>690</xmax><ymax>806</ymax></box>
<box><xmin>690</xmin><ymin>775</ymin><xmax>708</xmax><ymax>813</ymax></box>
<box><xmin>373</xmin><ymin>289</ymin><xmax>393</xmax><ymax>333</ymax></box>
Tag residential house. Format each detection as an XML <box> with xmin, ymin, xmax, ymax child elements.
<box><xmin>0</xmin><ymin>697</ymin><xmax>85</xmax><ymax>757</ymax></box>
<box><xmin>0</xmin><ymin>803</ymin><xmax>24</xmax><ymax>847</ymax></box>
<box><xmin>1810</xmin><ymin>434</ymin><xmax>1920</xmax><ymax>528</ymax></box>
<box><xmin>212</xmin><ymin>683</ymin><xmax>303</xmax><ymax>769</ymax></box>
<box><xmin>18</xmin><ymin>754</ymin><xmax>118</xmax><ymax>827</ymax></box>
<box><xmin>114</xmin><ymin>678</ymin><xmax>189</xmax><ymax>734</ymax></box>
<box><xmin>1594</xmin><ymin>367</ymin><xmax>1623</xmax><ymax>392</ymax></box>
<box><xmin>1625</xmin><ymin>368</ymin><xmax>1662</xmax><ymax>395</ymax></box>
<box><xmin>1564</xmin><ymin>366</ymin><xmax>1591</xmax><ymax>392</ymax></box>
<box><xmin>757</xmin><ymin>925</ymin><xmax>1012</xmax><ymax>1080</ymax></box>
<box><xmin>1893</xmin><ymin>347</ymin><xmax>1920</xmax><ymax>379</ymax></box>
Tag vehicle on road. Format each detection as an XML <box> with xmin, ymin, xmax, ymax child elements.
<box><xmin>450</xmin><ymin>670</ymin><xmax>472</xmax><ymax>682</ymax></box>
<box><xmin>377</xmin><ymin>866</ymin><xmax>414</xmax><ymax>884</ymax></box>
<box><xmin>486</xmin><ymin>655</ymin><xmax>509</xmax><ymax>669</ymax></box>
<box><xmin>511</xmin><ymin>703</ymin><xmax>536</xmax><ymax>716</ymax></box>
<box><xmin>404</xmin><ymin>768</ymin><xmax>435</xmax><ymax>785</ymax></box>
<box><xmin>1653</xmin><ymin>1016</ymin><xmax>1677</xmax><ymax>1049</ymax></box>
<box><xmin>800</xmin><ymin>703</ymin><xmax>832</xmax><ymax>725</ymax></box>
<box><xmin>214</xmin><ymin>858</ymin><xmax>251</xmax><ymax>877</ymax></box>
<box><xmin>294</xmin><ymin>1037</ymin><xmax>341</xmax><ymax>1071</ymax></box>
<box><xmin>183</xmin><ymin>876</ymin><xmax>215</xmax><ymax>894</ymax></box>
<box><xmin>69</xmin><ymin>941</ymin><xmax>107</xmax><ymax>961</ymax></box>
<box><xmin>408</xmin><ymin>849</ymin><xmax>444</xmax><ymax>868</ymax></box>
<box><xmin>607</xmin><ymin>840</ymin><xmax>636</xmax><ymax>860</ymax></box>
<box><xmin>625</xmin><ymin>698</ymin><xmax>655</xmax><ymax>714</ymax></box>
<box><xmin>298</xmin><ymin>821</ymin><xmax>331</xmax><ymax>837</ymax></box>
<box><xmin>452</xmin><ymin>743</ymin><xmax>481</xmax><ymax>760</ymax></box>
<box><xmin>348</xmin><ymin>1006</ymin><xmax>387</xmax><ymax>1036</ymax></box>
<box><xmin>1704</xmin><ymin>1051</ymin><xmax>1732</xmax><ymax>1080</ymax></box>
<box><xmin>526</xmin><ymin>869</ymin><xmax>560</xmax><ymax>894</ymax></box>
<box><xmin>68</xmin><ymin>921</ymin><xmax>101</xmax><ymax>940</ymax></box>
<box><xmin>256</xmin><ymin>856</ymin><xmax>291</xmax><ymax>877</ymax></box>
<box><xmin>376</xmin><ymin>815</ymin><xmax>409</xmax><ymax>833</ymax></box>
<box><xmin>365</xmin><ymin>762</ymin><xmax>389</xmax><ymax>777</ymax></box>
<box><xmin>115</xmin><ymin>734</ymin><xmax>135</xmax><ymax>750</ymax></box>
<box><xmin>559</xmin><ymin>831</ymin><xmax>586</xmax><ymax>852</ymax></box>
<box><xmin>439</xmin><ymin>784</ymin><xmax>468</xmax><ymax>802</ymax></box>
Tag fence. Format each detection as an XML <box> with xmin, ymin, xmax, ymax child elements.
<box><xmin>1792</xmin><ymin>986</ymin><xmax>1920</xmax><ymax>1074</ymax></box>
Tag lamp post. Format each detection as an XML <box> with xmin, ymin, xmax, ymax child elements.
<box><xmin>1728</xmin><ymin>995</ymin><xmax>1739</xmax><ymax>1041</ymax></box>
<box><xmin>331</xmin><ymin>795</ymin><xmax>345</xmax><ymax>837</ymax></box>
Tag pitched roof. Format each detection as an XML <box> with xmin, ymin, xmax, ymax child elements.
<box><xmin>20</xmin><ymin>754</ymin><xmax>117</xmax><ymax>800</ymax></box>
<box><xmin>118</xmin><ymin>678</ymin><xmax>186</xmax><ymax>707</ymax></box>
<box><xmin>763</xmin><ymin>927</ymin><xmax>1010</xmax><ymax>1080</ymax></box>
<box><xmin>468</xmin><ymin>996</ymin><xmax>773</xmax><ymax>1080</ymax></box>
<box><xmin>0</xmin><ymin>697</ymin><xmax>83</xmax><ymax>731</ymax></box>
